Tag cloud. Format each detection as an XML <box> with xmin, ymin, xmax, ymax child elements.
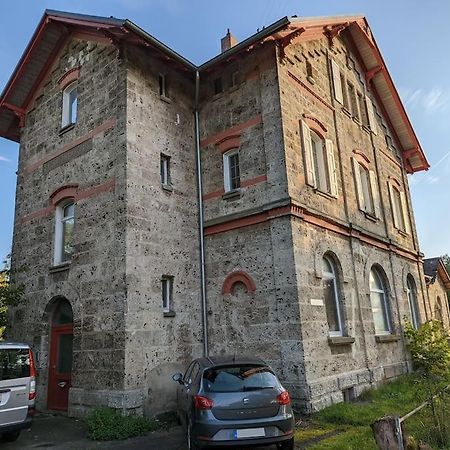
<box><xmin>400</xmin><ymin>87</ymin><xmax>450</xmax><ymax>114</ymax></box>
<box><xmin>0</xmin><ymin>155</ymin><xmax>11</xmax><ymax>163</ymax></box>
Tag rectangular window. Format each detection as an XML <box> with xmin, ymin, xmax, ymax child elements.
<box><xmin>306</xmin><ymin>60</ymin><xmax>314</xmax><ymax>79</ymax></box>
<box><xmin>214</xmin><ymin>77</ymin><xmax>223</xmax><ymax>95</ymax></box>
<box><xmin>62</xmin><ymin>83</ymin><xmax>78</xmax><ymax>128</ymax></box>
<box><xmin>353</xmin><ymin>158</ymin><xmax>379</xmax><ymax>216</ymax></box>
<box><xmin>161</xmin><ymin>277</ymin><xmax>173</xmax><ymax>313</ymax></box>
<box><xmin>54</xmin><ymin>201</ymin><xmax>75</xmax><ymax>265</ymax></box>
<box><xmin>358</xmin><ymin>92</ymin><xmax>368</xmax><ymax>126</ymax></box>
<box><xmin>359</xmin><ymin>167</ymin><xmax>374</xmax><ymax>214</ymax></box>
<box><xmin>159</xmin><ymin>74</ymin><xmax>168</xmax><ymax>98</ymax></box>
<box><xmin>160</xmin><ymin>154</ymin><xmax>171</xmax><ymax>186</ymax></box>
<box><xmin>223</xmin><ymin>150</ymin><xmax>240</xmax><ymax>192</ymax></box>
<box><xmin>231</xmin><ymin>71</ymin><xmax>239</xmax><ymax>87</ymax></box>
<box><xmin>341</xmin><ymin>74</ymin><xmax>350</xmax><ymax>110</ymax></box>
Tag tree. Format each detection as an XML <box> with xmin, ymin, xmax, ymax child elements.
<box><xmin>443</xmin><ymin>254</ymin><xmax>450</xmax><ymax>276</ymax></box>
<box><xmin>0</xmin><ymin>254</ymin><xmax>25</xmax><ymax>340</ymax></box>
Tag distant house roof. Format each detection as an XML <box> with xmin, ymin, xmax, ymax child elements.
<box><xmin>424</xmin><ymin>257</ymin><xmax>450</xmax><ymax>289</ymax></box>
<box><xmin>0</xmin><ymin>10</ymin><xmax>429</xmax><ymax>173</ymax></box>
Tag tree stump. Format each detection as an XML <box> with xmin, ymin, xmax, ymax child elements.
<box><xmin>371</xmin><ymin>416</ymin><xmax>404</xmax><ymax>450</ymax></box>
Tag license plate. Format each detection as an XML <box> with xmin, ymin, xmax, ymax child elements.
<box><xmin>235</xmin><ymin>428</ymin><xmax>265</xmax><ymax>439</ymax></box>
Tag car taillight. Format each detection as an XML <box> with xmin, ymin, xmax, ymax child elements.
<box><xmin>28</xmin><ymin>349</ymin><xmax>37</xmax><ymax>401</ymax></box>
<box><xmin>194</xmin><ymin>395</ymin><xmax>213</xmax><ymax>410</ymax></box>
<box><xmin>277</xmin><ymin>391</ymin><xmax>291</xmax><ymax>405</ymax></box>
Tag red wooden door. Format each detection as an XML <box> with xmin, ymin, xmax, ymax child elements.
<box><xmin>47</xmin><ymin>324</ymin><xmax>73</xmax><ymax>411</ymax></box>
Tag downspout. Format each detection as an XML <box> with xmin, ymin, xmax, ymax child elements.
<box><xmin>194</xmin><ymin>70</ymin><xmax>209</xmax><ymax>357</ymax></box>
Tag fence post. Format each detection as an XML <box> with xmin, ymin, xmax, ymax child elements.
<box><xmin>371</xmin><ymin>416</ymin><xmax>404</xmax><ymax>450</ymax></box>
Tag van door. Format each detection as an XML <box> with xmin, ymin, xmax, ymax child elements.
<box><xmin>0</xmin><ymin>348</ymin><xmax>30</xmax><ymax>426</ymax></box>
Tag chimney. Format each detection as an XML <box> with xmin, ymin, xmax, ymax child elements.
<box><xmin>221</xmin><ymin>29</ymin><xmax>238</xmax><ymax>53</ymax></box>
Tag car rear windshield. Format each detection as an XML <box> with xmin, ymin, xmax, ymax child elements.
<box><xmin>0</xmin><ymin>349</ymin><xmax>30</xmax><ymax>381</ymax></box>
<box><xmin>203</xmin><ymin>365</ymin><xmax>278</xmax><ymax>393</ymax></box>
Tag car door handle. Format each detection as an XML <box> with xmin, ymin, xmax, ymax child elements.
<box><xmin>58</xmin><ymin>382</ymin><xmax>67</xmax><ymax>388</ymax></box>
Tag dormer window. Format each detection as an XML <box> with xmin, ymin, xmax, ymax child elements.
<box><xmin>62</xmin><ymin>82</ymin><xmax>77</xmax><ymax>128</ymax></box>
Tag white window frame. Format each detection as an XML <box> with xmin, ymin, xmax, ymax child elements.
<box><xmin>406</xmin><ymin>276</ymin><xmax>420</xmax><ymax>329</ymax></box>
<box><xmin>353</xmin><ymin>158</ymin><xmax>379</xmax><ymax>217</ymax></box>
<box><xmin>369</xmin><ymin>268</ymin><xmax>391</xmax><ymax>335</ymax></box>
<box><xmin>323</xmin><ymin>255</ymin><xmax>344</xmax><ymax>337</ymax></box>
<box><xmin>388</xmin><ymin>183</ymin><xmax>410</xmax><ymax>234</ymax></box>
<box><xmin>301</xmin><ymin>121</ymin><xmax>338</xmax><ymax>197</ymax></box>
<box><xmin>223</xmin><ymin>149</ymin><xmax>240</xmax><ymax>192</ymax></box>
<box><xmin>160</xmin><ymin>154</ymin><xmax>171</xmax><ymax>186</ymax></box>
<box><xmin>61</xmin><ymin>82</ymin><xmax>77</xmax><ymax>128</ymax></box>
<box><xmin>54</xmin><ymin>200</ymin><xmax>75</xmax><ymax>266</ymax></box>
<box><xmin>162</xmin><ymin>276</ymin><xmax>173</xmax><ymax>313</ymax></box>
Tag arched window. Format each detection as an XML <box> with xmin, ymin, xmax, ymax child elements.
<box><xmin>54</xmin><ymin>200</ymin><xmax>75</xmax><ymax>265</ymax></box>
<box><xmin>369</xmin><ymin>266</ymin><xmax>391</xmax><ymax>334</ymax></box>
<box><xmin>322</xmin><ymin>255</ymin><xmax>344</xmax><ymax>336</ymax></box>
<box><xmin>406</xmin><ymin>275</ymin><xmax>420</xmax><ymax>329</ymax></box>
<box><xmin>62</xmin><ymin>82</ymin><xmax>78</xmax><ymax>128</ymax></box>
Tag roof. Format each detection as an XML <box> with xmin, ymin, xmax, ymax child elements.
<box><xmin>424</xmin><ymin>257</ymin><xmax>450</xmax><ymax>289</ymax></box>
<box><xmin>0</xmin><ymin>10</ymin><xmax>429</xmax><ymax>172</ymax></box>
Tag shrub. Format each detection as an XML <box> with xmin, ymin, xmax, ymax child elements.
<box><xmin>86</xmin><ymin>407</ymin><xmax>159</xmax><ymax>440</ymax></box>
<box><xmin>404</xmin><ymin>320</ymin><xmax>450</xmax><ymax>379</ymax></box>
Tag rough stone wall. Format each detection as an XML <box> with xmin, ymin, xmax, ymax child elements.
<box><xmin>9</xmin><ymin>37</ymin><xmax>128</xmax><ymax>416</ymax></box>
<box><xmin>427</xmin><ymin>277</ymin><xmax>450</xmax><ymax>329</ymax></box>
<box><xmin>275</xmin><ymin>35</ymin><xmax>427</xmax><ymax>410</ymax></box>
<box><xmin>123</xmin><ymin>47</ymin><xmax>202</xmax><ymax>415</ymax></box>
<box><xmin>200</xmin><ymin>44</ymin><xmax>289</xmax><ymax>222</ymax></box>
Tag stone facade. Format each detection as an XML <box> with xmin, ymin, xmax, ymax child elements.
<box><xmin>3</xmin><ymin>12</ymin><xmax>430</xmax><ymax>416</ymax></box>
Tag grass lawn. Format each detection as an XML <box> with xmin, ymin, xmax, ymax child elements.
<box><xmin>294</xmin><ymin>374</ymin><xmax>450</xmax><ymax>449</ymax></box>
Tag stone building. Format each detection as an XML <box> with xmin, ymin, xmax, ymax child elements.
<box><xmin>0</xmin><ymin>10</ymin><xmax>430</xmax><ymax>415</ymax></box>
<box><xmin>423</xmin><ymin>258</ymin><xmax>450</xmax><ymax>328</ymax></box>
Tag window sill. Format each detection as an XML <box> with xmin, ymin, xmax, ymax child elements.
<box><xmin>160</xmin><ymin>95</ymin><xmax>171</xmax><ymax>104</ymax></box>
<box><xmin>222</xmin><ymin>189</ymin><xmax>241</xmax><ymax>200</ymax></box>
<box><xmin>306</xmin><ymin>75</ymin><xmax>315</xmax><ymax>85</ymax></box>
<box><xmin>362</xmin><ymin>125</ymin><xmax>371</xmax><ymax>134</ymax></box>
<box><xmin>328</xmin><ymin>336</ymin><xmax>355</xmax><ymax>346</ymax></box>
<box><xmin>162</xmin><ymin>183</ymin><xmax>173</xmax><ymax>193</ymax></box>
<box><xmin>396</xmin><ymin>228</ymin><xmax>408</xmax><ymax>237</ymax></box>
<box><xmin>315</xmin><ymin>189</ymin><xmax>336</xmax><ymax>200</ymax></box>
<box><xmin>59</xmin><ymin>123</ymin><xmax>75</xmax><ymax>136</ymax></box>
<box><xmin>49</xmin><ymin>262</ymin><xmax>71</xmax><ymax>273</ymax></box>
<box><xmin>342</xmin><ymin>107</ymin><xmax>352</xmax><ymax>118</ymax></box>
<box><xmin>364</xmin><ymin>212</ymin><xmax>378</xmax><ymax>222</ymax></box>
<box><xmin>352</xmin><ymin>117</ymin><xmax>362</xmax><ymax>125</ymax></box>
<box><xmin>163</xmin><ymin>311</ymin><xmax>176</xmax><ymax>318</ymax></box>
<box><xmin>375</xmin><ymin>334</ymin><xmax>400</xmax><ymax>343</ymax></box>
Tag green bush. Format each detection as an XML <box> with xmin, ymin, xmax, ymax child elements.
<box><xmin>86</xmin><ymin>407</ymin><xmax>160</xmax><ymax>440</ymax></box>
<box><xmin>404</xmin><ymin>320</ymin><xmax>450</xmax><ymax>378</ymax></box>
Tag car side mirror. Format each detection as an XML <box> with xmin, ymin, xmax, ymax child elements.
<box><xmin>172</xmin><ymin>372</ymin><xmax>183</xmax><ymax>384</ymax></box>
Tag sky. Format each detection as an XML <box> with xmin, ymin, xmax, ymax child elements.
<box><xmin>0</xmin><ymin>0</ymin><xmax>449</xmax><ymax>262</ymax></box>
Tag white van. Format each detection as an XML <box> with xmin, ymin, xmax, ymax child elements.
<box><xmin>0</xmin><ymin>343</ymin><xmax>36</xmax><ymax>442</ymax></box>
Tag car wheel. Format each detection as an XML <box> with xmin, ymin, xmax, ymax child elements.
<box><xmin>277</xmin><ymin>437</ymin><xmax>294</xmax><ymax>450</ymax></box>
<box><xmin>186</xmin><ymin>419</ymin><xmax>198</xmax><ymax>450</ymax></box>
<box><xmin>1</xmin><ymin>430</ymin><xmax>21</xmax><ymax>442</ymax></box>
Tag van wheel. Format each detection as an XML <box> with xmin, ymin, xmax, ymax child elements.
<box><xmin>277</xmin><ymin>437</ymin><xmax>294</xmax><ymax>450</ymax></box>
<box><xmin>2</xmin><ymin>430</ymin><xmax>21</xmax><ymax>442</ymax></box>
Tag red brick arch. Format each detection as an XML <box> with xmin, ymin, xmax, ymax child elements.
<box><xmin>222</xmin><ymin>271</ymin><xmax>256</xmax><ymax>295</ymax></box>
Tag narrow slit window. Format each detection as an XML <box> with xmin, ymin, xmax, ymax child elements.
<box><xmin>162</xmin><ymin>277</ymin><xmax>173</xmax><ymax>313</ymax></box>
<box><xmin>160</xmin><ymin>154</ymin><xmax>171</xmax><ymax>186</ymax></box>
<box><xmin>54</xmin><ymin>200</ymin><xmax>75</xmax><ymax>265</ymax></box>
<box><xmin>214</xmin><ymin>77</ymin><xmax>223</xmax><ymax>95</ymax></box>
<box><xmin>159</xmin><ymin>74</ymin><xmax>168</xmax><ymax>98</ymax></box>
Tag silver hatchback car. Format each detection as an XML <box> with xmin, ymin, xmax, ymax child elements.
<box><xmin>172</xmin><ymin>356</ymin><xmax>295</xmax><ymax>449</ymax></box>
<box><xmin>0</xmin><ymin>343</ymin><xmax>36</xmax><ymax>442</ymax></box>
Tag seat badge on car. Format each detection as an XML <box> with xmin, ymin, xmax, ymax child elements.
<box><xmin>242</xmin><ymin>397</ymin><xmax>250</xmax><ymax>405</ymax></box>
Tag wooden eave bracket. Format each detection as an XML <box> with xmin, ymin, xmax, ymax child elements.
<box><xmin>277</xmin><ymin>27</ymin><xmax>305</xmax><ymax>60</ymax></box>
<box><xmin>1</xmin><ymin>102</ymin><xmax>26</xmax><ymax>127</ymax></box>
<box><xmin>324</xmin><ymin>23</ymin><xmax>349</xmax><ymax>46</ymax></box>
<box><xmin>366</xmin><ymin>65</ymin><xmax>384</xmax><ymax>84</ymax></box>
